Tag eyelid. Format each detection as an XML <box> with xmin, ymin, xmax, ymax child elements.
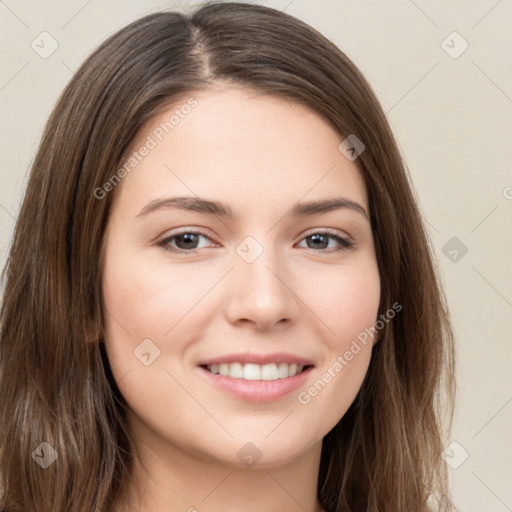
<box><xmin>300</xmin><ymin>227</ymin><xmax>353</xmax><ymax>243</ymax></box>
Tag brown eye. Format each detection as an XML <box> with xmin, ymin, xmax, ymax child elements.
<box><xmin>159</xmin><ymin>230</ymin><xmax>215</xmax><ymax>253</ymax></box>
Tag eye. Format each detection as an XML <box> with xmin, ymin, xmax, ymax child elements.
<box><xmin>158</xmin><ymin>229</ymin><xmax>216</xmax><ymax>254</ymax></box>
<box><xmin>297</xmin><ymin>230</ymin><xmax>354</xmax><ymax>253</ymax></box>
<box><xmin>158</xmin><ymin>228</ymin><xmax>354</xmax><ymax>255</ymax></box>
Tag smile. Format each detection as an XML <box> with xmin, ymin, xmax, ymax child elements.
<box><xmin>202</xmin><ymin>362</ymin><xmax>311</xmax><ymax>381</ymax></box>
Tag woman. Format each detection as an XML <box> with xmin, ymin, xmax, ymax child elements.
<box><xmin>0</xmin><ymin>2</ymin><xmax>456</xmax><ymax>511</ymax></box>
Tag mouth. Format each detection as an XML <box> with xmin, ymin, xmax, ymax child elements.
<box><xmin>200</xmin><ymin>362</ymin><xmax>313</xmax><ymax>381</ymax></box>
<box><xmin>196</xmin><ymin>353</ymin><xmax>315</xmax><ymax>402</ymax></box>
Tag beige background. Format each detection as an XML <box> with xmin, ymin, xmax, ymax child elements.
<box><xmin>1</xmin><ymin>1</ymin><xmax>511</xmax><ymax>510</ymax></box>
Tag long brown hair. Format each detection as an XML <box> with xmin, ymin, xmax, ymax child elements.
<box><xmin>0</xmin><ymin>2</ymin><xmax>456</xmax><ymax>511</ymax></box>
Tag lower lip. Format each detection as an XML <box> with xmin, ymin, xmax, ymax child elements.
<box><xmin>197</xmin><ymin>366</ymin><xmax>313</xmax><ymax>402</ymax></box>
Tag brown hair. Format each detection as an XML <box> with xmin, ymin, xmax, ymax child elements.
<box><xmin>0</xmin><ymin>2</ymin><xmax>456</xmax><ymax>511</ymax></box>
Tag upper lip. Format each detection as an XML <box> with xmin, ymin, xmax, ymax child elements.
<box><xmin>198</xmin><ymin>351</ymin><xmax>315</xmax><ymax>367</ymax></box>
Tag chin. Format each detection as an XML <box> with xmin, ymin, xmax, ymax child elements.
<box><xmin>199</xmin><ymin>433</ymin><xmax>320</xmax><ymax>470</ymax></box>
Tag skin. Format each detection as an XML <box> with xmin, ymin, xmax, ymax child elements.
<box><xmin>103</xmin><ymin>85</ymin><xmax>381</xmax><ymax>512</ymax></box>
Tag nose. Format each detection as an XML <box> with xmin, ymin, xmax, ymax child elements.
<box><xmin>224</xmin><ymin>240</ymin><xmax>301</xmax><ymax>331</ymax></box>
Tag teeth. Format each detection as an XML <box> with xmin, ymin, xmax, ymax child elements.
<box><xmin>277</xmin><ymin>362</ymin><xmax>288</xmax><ymax>378</ymax></box>
<box><xmin>205</xmin><ymin>362</ymin><xmax>306</xmax><ymax>380</ymax></box>
<box><xmin>243</xmin><ymin>363</ymin><xmax>261</xmax><ymax>380</ymax></box>
<box><xmin>261</xmin><ymin>363</ymin><xmax>278</xmax><ymax>380</ymax></box>
<box><xmin>229</xmin><ymin>362</ymin><xmax>243</xmax><ymax>378</ymax></box>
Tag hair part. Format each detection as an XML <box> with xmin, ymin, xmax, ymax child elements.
<box><xmin>0</xmin><ymin>2</ymin><xmax>456</xmax><ymax>511</ymax></box>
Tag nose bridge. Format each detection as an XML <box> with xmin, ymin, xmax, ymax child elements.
<box><xmin>226</xmin><ymin>233</ymin><xmax>298</xmax><ymax>326</ymax></box>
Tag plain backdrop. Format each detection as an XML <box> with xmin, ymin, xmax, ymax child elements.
<box><xmin>0</xmin><ymin>1</ymin><xmax>511</xmax><ymax>510</ymax></box>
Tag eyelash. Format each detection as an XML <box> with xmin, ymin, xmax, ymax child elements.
<box><xmin>157</xmin><ymin>228</ymin><xmax>355</xmax><ymax>255</ymax></box>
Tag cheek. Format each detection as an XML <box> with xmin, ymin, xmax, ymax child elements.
<box><xmin>102</xmin><ymin>246</ymin><xmax>203</xmax><ymax>340</ymax></box>
<box><xmin>298</xmin><ymin>257</ymin><xmax>381</xmax><ymax>346</ymax></box>
<box><xmin>101</xmin><ymin>243</ymin><xmax>190</xmax><ymax>392</ymax></box>
<box><xmin>101</xmin><ymin>242</ymin><xmax>228</xmax><ymax>409</ymax></box>
<box><xmin>101</xmin><ymin>246</ymin><xmax>206</xmax><ymax>438</ymax></box>
<box><xmin>292</xmin><ymin>258</ymin><xmax>380</xmax><ymax>430</ymax></box>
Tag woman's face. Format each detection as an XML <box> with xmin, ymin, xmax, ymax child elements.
<box><xmin>102</xmin><ymin>86</ymin><xmax>380</xmax><ymax>468</ymax></box>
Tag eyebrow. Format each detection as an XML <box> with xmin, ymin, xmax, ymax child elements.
<box><xmin>136</xmin><ymin>196</ymin><xmax>369</xmax><ymax>220</ymax></box>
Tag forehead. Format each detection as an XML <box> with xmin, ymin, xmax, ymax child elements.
<box><xmin>113</xmin><ymin>86</ymin><xmax>368</xmax><ymax>216</ymax></box>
